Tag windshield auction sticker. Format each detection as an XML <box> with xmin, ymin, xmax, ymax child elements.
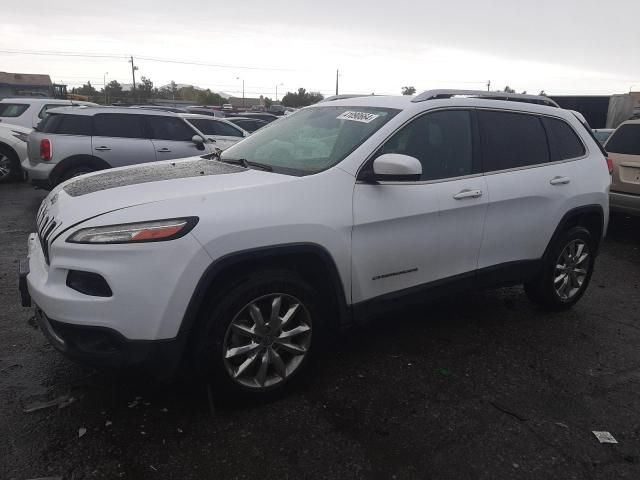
<box><xmin>336</xmin><ymin>111</ymin><xmax>380</xmax><ymax>123</ymax></box>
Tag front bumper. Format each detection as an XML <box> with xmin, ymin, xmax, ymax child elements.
<box><xmin>610</xmin><ymin>191</ymin><xmax>640</xmax><ymax>216</ymax></box>
<box><xmin>33</xmin><ymin>306</ymin><xmax>184</xmax><ymax>373</ymax></box>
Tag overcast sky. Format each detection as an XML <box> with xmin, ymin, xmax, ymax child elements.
<box><xmin>1</xmin><ymin>0</ymin><xmax>639</xmax><ymax>98</ymax></box>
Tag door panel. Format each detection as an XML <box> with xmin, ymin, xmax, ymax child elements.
<box><xmin>91</xmin><ymin>137</ymin><xmax>157</xmax><ymax>167</ymax></box>
<box><xmin>351</xmin><ymin>109</ymin><xmax>487</xmax><ymax>304</ymax></box>
<box><xmin>151</xmin><ymin>140</ymin><xmax>207</xmax><ymax>161</ymax></box>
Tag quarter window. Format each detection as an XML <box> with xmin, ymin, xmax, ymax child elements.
<box><xmin>377</xmin><ymin>110</ymin><xmax>474</xmax><ymax>181</ymax></box>
<box><xmin>542</xmin><ymin>117</ymin><xmax>585</xmax><ymax>160</ymax></box>
<box><xmin>146</xmin><ymin>116</ymin><xmax>196</xmax><ymax>141</ymax></box>
<box><xmin>605</xmin><ymin>124</ymin><xmax>640</xmax><ymax>155</ymax></box>
<box><xmin>479</xmin><ymin>110</ymin><xmax>549</xmax><ymax>171</ymax></box>
<box><xmin>93</xmin><ymin>114</ymin><xmax>144</xmax><ymax>139</ymax></box>
<box><xmin>37</xmin><ymin>114</ymin><xmax>92</xmax><ymax>135</ymax></box>
<box><xmin>0</xmin><ymin>103</ymin><xmax>28</xmax><ymax>117</ymax></box>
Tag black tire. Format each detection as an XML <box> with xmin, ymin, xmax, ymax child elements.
<box><xmin>57</xmin><ymin>166</ymin><xmax>97</xmax><ymax>185</ymax></box>
<box><xmin>524</xmin><ymin>226</ymin><xmax>595</xmax><ymax>311</ymax></box>
<box><xmin>0</xmin><ymin>146</ymin><xmax>21</xmax><ymax>184</ymax></box>
<box><xmin>192</xmin><ymin>269</ymin><xmax>324</xmax><ymax>401</ymax></box>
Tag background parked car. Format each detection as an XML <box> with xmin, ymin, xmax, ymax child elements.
<box><xmin>605</xmin><ymin>119</ymin><xmax>640</xmax><ymax>216</ymax></box>
<box><xmin>0</xmin><ymin>98</ymin><xmax>98</xmax><ymax>129</ymax></box>
<box><xmin>23</xmin><ymin>107</ymin><xmax>221</xmax><ymax>188</ymax></box>
<box><xmin>185</xmin><ymin>107</ymin><xmax>227</xmax><ymax>118</ymax></box>
<box><xmin>225</xmin><ymin>116</ymin><xmax>268</xmax><ymax>133</ymax></box>
<box><xmin>0</xmin><ymin>122</ymin><xmax>30</xmax><ymax>183</ymax></box>
<box><xmin>179</xmin><ymin>113</ymin><xmax>248</xmax><ymax>150</ymax></box>
<box><xmin>227</xmin><ymin>112</ymin><xmax>279</xmax><ymax>124</ymax></box>
<box><xmin>593</xmin><ymin>128</ymin><xmax>614</xmax><ymax>145</ymax></box>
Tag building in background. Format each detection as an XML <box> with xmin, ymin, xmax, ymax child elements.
<box><xmin>0</xmin><ymin>72</ymin><xmax>57</xmax><ymax>98</ymax></box>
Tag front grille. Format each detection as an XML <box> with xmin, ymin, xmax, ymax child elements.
<box><xmin>36</xmin><ymin>204</ymin><xmax>60</xmax><ymax>264</ymax></box>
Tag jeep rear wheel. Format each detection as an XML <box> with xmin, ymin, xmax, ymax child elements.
<box><xmin>525</xmin><ymin>226</ymin><xmax>595</xmax><ymax>310</ymax></box>
<box><xmin>194</xmin><ymin>270</ymin><xmax>322</xmax><ymax>400</ymax></box>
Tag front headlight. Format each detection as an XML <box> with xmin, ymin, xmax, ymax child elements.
<box><xmin>67</xmin><ymin>217</ymin><xmax>198</xmax><ymax>244</ymax></box>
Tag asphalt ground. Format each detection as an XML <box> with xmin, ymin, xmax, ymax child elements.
<box><xmin>1</xmin><ymin>181</ymin><xmax>640</xmax><ymax>480</ymax></box>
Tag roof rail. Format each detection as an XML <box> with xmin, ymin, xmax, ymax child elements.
<box><xmin>412</xmin><ymin>89</ymin><xmax>559</xmax><ymax>108</ymax></box>
<box><xmin>320</xmin><ymin>94</ymin><xmax>376</xmax><ymax>103</ymax></box>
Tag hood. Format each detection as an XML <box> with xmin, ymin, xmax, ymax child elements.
<box><xmin>38</xmin><ymin>157</ymin><xmax>296</xmax><ymax>244</ymax></box>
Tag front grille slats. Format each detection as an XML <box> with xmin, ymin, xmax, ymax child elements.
<box><xmin>36</xmin><ymin>214</ymin><xmax>56</xmax><ymax>265</ymax></box>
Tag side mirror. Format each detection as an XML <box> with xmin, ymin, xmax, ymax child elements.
<box><xmin>370</xmin><ymin>153</ymin><xmax>422</xmax><ymax>182</ymax></box>
<box><xmin>192</xmin><ymin>134</ymin><xmax>205</xmax><ymax>151</ymax></box>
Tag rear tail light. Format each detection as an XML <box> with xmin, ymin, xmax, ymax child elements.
<box><xmin>40</xmin><ymin>139</ymin><xmax>52</xmax><ymax>161</ymax></box>
<box><xmin>606</xmin><ymin>157</ymin><xmax>614</xmax><ymax>175</ymax></box>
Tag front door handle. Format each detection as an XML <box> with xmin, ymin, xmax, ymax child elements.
<box><xmin>550</xmin><ymin>176</ymin><xmax>570</xmax><ymax>185</ymax></box>
<box><xmin>156</xmin><ymin>148</ymin><xmax>171</xmax><ymax>153</ymax></box>
<box><xmin>453</xmin><ymin>189</ymin><xmax>483</xmax><ymax>200</ymax></box>
<box><xmin>94</xmin><ymin>146</ymin><xmax>111</xmax><ymax>151</ymax></box>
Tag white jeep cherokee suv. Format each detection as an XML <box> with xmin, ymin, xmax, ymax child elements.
<box><xmin>19</xmin><ymin>90</ymin><xmax>611</xmax><ymax>398</ymax></box>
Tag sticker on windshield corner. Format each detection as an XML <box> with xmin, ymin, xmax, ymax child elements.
<box><xmin>336</xmin><ymin>111</ymin><xmax>380</xmax><ymax>123</ymax></box>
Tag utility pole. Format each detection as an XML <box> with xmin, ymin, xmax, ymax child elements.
<box><xmin>103</xmin><ymin>72</ymin><xmax>108</xmax><ymax>104</ymax></box>
<box><xmin>129</xmin><ymin>56</ymin><xmax>138</xmax><ymax>100</ymax></box>
<box><xmin>487</xmin><ymin>79</ymin><xmax>491</xmax><ymax>91</ymax></box>
<box><xmin>335</xmin><ymin>69</ymin><xmax>339</xmax><ymax>96</ymax></box>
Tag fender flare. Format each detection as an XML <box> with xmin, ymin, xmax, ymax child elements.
<box><xmin>50</xmin><ymin>155</ymin><xmax>111</xmax><ymax>185</ymax></box>
<box><xmin>177</xmin><ymin>242</ymin><xmax>351</xmax><ymax>340</ymax></box>
<box><xmin>542</xmin><ymin>204</ymin><xmax>605</xmax><ymax>260</ymax></box>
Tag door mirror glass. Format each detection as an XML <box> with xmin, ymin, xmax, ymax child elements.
<box><xmin>372</xmin><ymin>153</ymin><xmax>422</xmax><ymax>181</ymax></box>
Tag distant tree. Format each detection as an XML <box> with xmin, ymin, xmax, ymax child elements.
<box><xmin>197</xmin><ymin>89</ymin><xmax>226</xmax><ymax>106</ymax></box>
<box><xmin>263</xmin><ymin>97</ymin><xmax>273</xmax><ymax>109</ymax></box>
<box><xmin>401</xmin><ymin>86</ymin><xmax>416</xmax><ymax>95</ymax></box>
<box><xmin>104</xmin><ymin>80</ymin><xmax>124</xmax><ymax>103</ymax></box>
<box><xmin>281</xmin><ymin>88</ymin><xmax>324</xmax><ymax>108</ymax></box>
<box><xmin>138</xmin><ymin>76</ymin><xmax>154</xmax><ymax>102</ymax></box>
<box><xmin>521</xmin><ymin>90</ymin><xmax>527</xmax><ymax>94</ymax></box>
<box><xmin>503</xmin><ymin>86</ymin><xmax>516</xmax><ymax>93</ymax></box>
<box><xmin>72</xmin><ymin>81</ymin><xmax>98</xmax><ymax>98</ymax></box>
<box><xmin>539</xmin><ymin>90</ymin><xmax>547</xmax><ymax>96</ymax></box>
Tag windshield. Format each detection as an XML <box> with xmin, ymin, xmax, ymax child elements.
<box><xmin>220</xmin><ymin>105</ymin><xmax>399</xmax><ymax>175</ymax></box>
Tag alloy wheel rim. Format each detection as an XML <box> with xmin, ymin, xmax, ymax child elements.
<box><xmin>0</xmin><ymin>154</ymin><xmax>11</xmax><ymax>179</ymax></box>
<box><xmin>554</xmin><ymin>239</ymin><xmax>590</xmax><ymax>301</ymax></box>
<box><xmin>223</xmin><ymin>293</ymin><xmax>312</xmax><ymax>389</ymax></box>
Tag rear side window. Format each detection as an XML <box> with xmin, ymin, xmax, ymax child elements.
<box><xmin>542</xmin><ymin>117</ymin><xmax>585</xmax><ymax>160</ymax></box>
<box><xmin>605</xmin><ymin>124</ymin><xmax>640</xmax><ymax>155</ymax></box>
<box><xmin>94</xmin><ymin>114</ymin><xmax>144</xmax><ymax>139</ymax></box>
<box><xmin>146</xmin><ymin>116</ymin><xmax>195</xmax><ymax>141</ymax></box>
<box><xmin>479</xmin><ymin>110</ymin><xmax>549</xmax><ymax>171</ymax></box>
<box><xmin>38</xmin><ymin>114</ymin><xmax>91</xmax><ymax>135</ymax></box>
<box><xmin>0</xmin><ymin>103</ymin><xmax>28</xmax><ymax>117</ymax></box>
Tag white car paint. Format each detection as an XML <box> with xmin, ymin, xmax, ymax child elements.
<box><xmin>24</xmin><ymin>93</ymin><xmax>610</xmax><ymax>360</ymax></box>
<box><xmin>0</xmin><ymin>98</ymin><xmax>97</xmax><ymax>129</ymax></box>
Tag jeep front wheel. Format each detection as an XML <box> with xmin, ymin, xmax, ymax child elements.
<box><xmin>195</xmin><ymin>270</ymin><xmax>321</xmax><ymax>399</ymax></box>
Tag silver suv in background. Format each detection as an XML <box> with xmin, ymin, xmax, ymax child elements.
<box><xmin>0</xmin><ymin>98</ymin><xmax>98</xmax><ymax>129</ymax></box>
<box><xmin>23</xmin><ymin>108</ymin><xmax>247</xmax><ymax>188</ymax></box>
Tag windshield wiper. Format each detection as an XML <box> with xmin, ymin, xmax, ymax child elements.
<box><xmin>220</xmin><ymin>158</ymin><xmax>273</xmax><ymax>172</ymax></box>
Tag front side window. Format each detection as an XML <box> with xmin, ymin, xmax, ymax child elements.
<box><xmin>0</xmin><ymin>103</ymin><xmax>28</xmax><ymax>117</ymax></box>
<box><xmin>146</xmin><ymin>116</ymin><xmax>196</xmax><ymax>141</ymax></box>
<box><xmin>605</xmin><ymin>124</ymin><xmax>640</xmax><ymax>155</ymax></box>
<box><xmin>376</xmin><ymin>109</ymin><xmax>474</xmax><ymax>181</ymax></box>
<box><xmin>93</xmin><ymin>114</ymin><xmax>144</xmax><ymax>139</ymax></box>
<box><xmin>542</xmin><ymin>117</ymin><xmax>585</xmax><ymax>161</ymax></box>
<box><xmin>479</xmin><ymin>110</ymin><xmax>549</xmax><ymax>171</ymax></box>
<box><xmin>221</xmin><ymin>106</ymin><xmax>399</xmax><ymax>175</ymax></box>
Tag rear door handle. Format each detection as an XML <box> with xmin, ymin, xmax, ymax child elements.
<box><xmin>94</xmin><ymin>146</ymin><xmax>111</xmax><ymax>151</ymax></box>
<box><xmin>453</xmin><ymin>189</ymin><xmax>483</xmax><ymax>200</ymax></box>
<box><xmin>156</xmin><ymin>148</ymin><xmax>171</xmax><ymax>153</ymax></box>
<box><xmin>550</xmin><ymin>176</ymin><xmax>570</xmax><ymax>185</ymax></box>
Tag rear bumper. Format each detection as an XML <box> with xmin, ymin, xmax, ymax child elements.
<box><xmin>610</xmin><ymin>191</ymin><xmax>640</xmax><ymax>216</ymax></box>
<box><xmin>21</xmin><ymin>157</ymin><xmax>53</xmax><ymax>183</ymax></box>
<box><xmin>33</xmin><ymin>306</ymin><xmax>184</xmax><ymax>374</ymax></box>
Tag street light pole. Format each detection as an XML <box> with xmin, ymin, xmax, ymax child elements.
<box><xmin>276</xmin><ymin>83</ymin><xmax>284</xmax><ymax>102</ymax></box>
<box><xmin>236</xmin><ymin>76</ymin><xmax>245</xmax><ymax>108</ymax></box>
<box><xmin>103</xmin><ymin>72</ymin><xmax>108</xmax><ymax>104</ymax></box>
